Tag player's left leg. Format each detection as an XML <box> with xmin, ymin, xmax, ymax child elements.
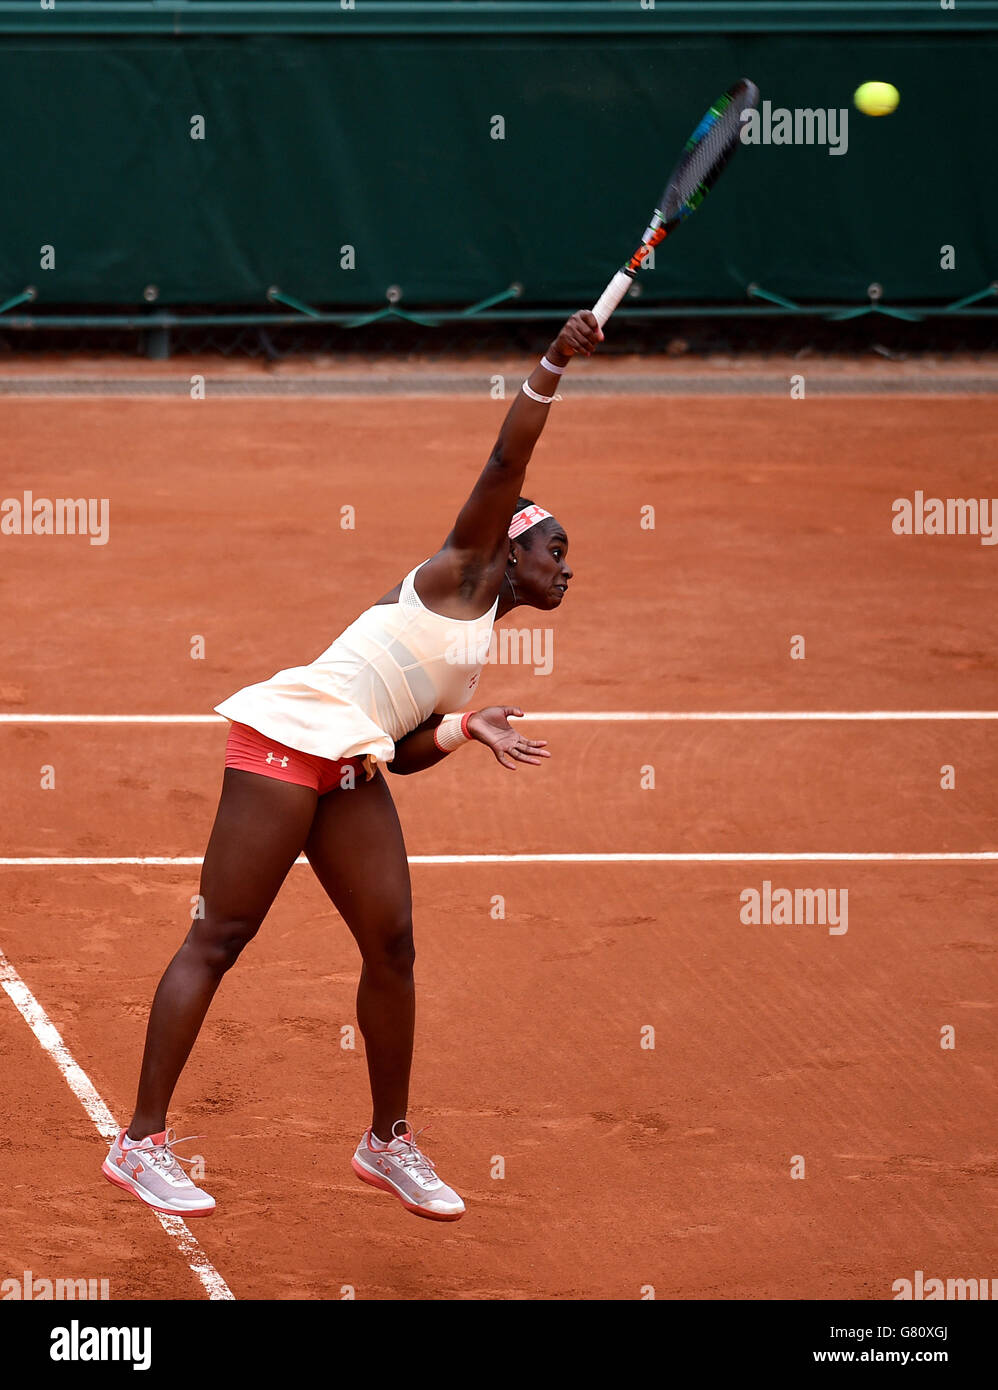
<box><xmin>303</xmin><ymin>770</ymin><xmax>464</xmax><ymax>1220</ymax></box>
<box><xmin>305</xmin><ymin>768</ymin><xmax>414</xmax><ymax>1137</ymax></box>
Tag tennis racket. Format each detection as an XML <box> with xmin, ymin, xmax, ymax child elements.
<box><xmin>591</xmin><ymin>78</ymin><xmax>760</xmax><ymax>329</ymax></box>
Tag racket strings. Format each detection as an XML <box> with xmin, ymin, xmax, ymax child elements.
<box><xmin>594</xmin><ymin>77</ymin><xmax>759</xmax><ymax>323</ymax></box>
<box><xmin>662</xmin><ymin>80</ymin><xmax>758</xmax><ymax>223</ymax></box>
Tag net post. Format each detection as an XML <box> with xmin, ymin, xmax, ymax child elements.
<box><xmin>143</xmin><ymin>318</ymin><xmax>171</xmax><ymax>359</ymax></box>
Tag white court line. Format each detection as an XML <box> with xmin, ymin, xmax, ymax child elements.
<box><xmin>1</xmin><ymin>710</ymin><xmax>998</xmax><ymax>723</ymax></box>
<box><xmin>0</xmin><ymin>947</ymin><xmax>234</xmax><ymax>1301</ymax></box>
<box><xmin>1</xmin><ymin>853</ymin><xmax>996</xmax><ymax>866</ymax></box>
<box><xmin>517</xmin><ymin>711</ymin><xmax>998</xmax><ymax>722</ymax></box>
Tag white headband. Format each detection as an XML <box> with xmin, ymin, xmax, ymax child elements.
<box><xmin>508</xmin><ymin>504</ymin><xmax>552</xmax><ymax>540</ymax></box>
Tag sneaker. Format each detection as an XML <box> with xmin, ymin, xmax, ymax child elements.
<box><xmin>102</xmin><ymin>1127</ymin><xmax>215</xmax><ymax>1217</ymax></box>
<box><xmin>352</xmin><ymin>1122</ymin><xmax>465</xmax><ymax>1221</ymax></box>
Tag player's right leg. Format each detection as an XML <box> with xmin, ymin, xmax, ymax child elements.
<box><xmin>103</xmin><ymin>766</ymin><xmax>318</xmax><ymax>1216</ymax></box>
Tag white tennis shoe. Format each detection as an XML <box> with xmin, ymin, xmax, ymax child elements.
<box><xmin>103</xmin><ymin>1127</ymin><xmax>215</xmax><ymax>1217</ymax></box>
<box><xmin>352</xmin><ymin>1121</ymin><xmax>465</xmax><ymax>1221</ymax></box>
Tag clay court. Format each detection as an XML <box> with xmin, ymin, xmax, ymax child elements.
<box><xmin>2</xmin><ymin>366</ymin><xmax>996</xmax><ymax>1300</ymax></box>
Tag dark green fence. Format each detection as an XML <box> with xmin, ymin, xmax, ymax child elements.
<box><xmin>2</xmin><ymin>4</ymin><xmax>996</xmax><ymax>35</ymax></box>
<box><xmin>0</xmin><ymin>3</ymin><xmax>995</xmax><ymax>330</ymax></box>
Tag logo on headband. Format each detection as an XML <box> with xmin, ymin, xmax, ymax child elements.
<box><xmin>508</xmin><ymin>504</ymin><xmax>552</xmax><ymax>540</ymax></box>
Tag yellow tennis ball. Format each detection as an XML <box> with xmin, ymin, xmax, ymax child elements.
<box><xmin>854</xmin><ymin>81</ymin><xmax>900</xmax><ymax>116</ymax></box>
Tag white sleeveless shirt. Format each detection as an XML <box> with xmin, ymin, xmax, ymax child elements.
<box><xmin>214</xmin><ymin>560</ymin><xmax>498</xmax><ymax>768</ymax></box>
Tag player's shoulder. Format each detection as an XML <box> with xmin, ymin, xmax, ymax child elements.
<box><xmin>416</xmin><ymin>545</ymin><xmax>502</xmax><ymax>613</ymax></box>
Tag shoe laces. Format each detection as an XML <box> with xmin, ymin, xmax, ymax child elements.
<box><xmin>389</xmin><ymin>1124</ymin><xmax>437</xmax><ymax>1183</ymax></box>
<box><xmin>140</xmin><ymin>1128</ymin><xmax>200</xmax><ymax>1179</ymax></box>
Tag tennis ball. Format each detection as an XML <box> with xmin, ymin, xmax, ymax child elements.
<box><xmin>854</xmin><ymin>81</ymin><xmax>900</xmax><ymax>117</ymax></box>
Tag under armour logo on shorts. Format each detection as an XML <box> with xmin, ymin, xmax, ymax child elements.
<box><xmin>265</xmin><ymin>752</ymin><xmax>290</xmax><ymax>768</ymax></box>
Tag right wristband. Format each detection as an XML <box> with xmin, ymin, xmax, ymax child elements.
<box><xmin>433</xmin><ymin>712</ymin><xmax>474</xmax><ymax>752</ymax></box>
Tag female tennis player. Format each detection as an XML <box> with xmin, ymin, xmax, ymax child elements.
<box><xmin>103</xmin><ymin>310</ymin><xmax>603</xmax><ymax>1222</ymax></box>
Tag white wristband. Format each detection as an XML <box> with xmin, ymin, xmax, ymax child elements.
<box><xmin>540</xmin><ymin>355</ymin><xmax>565</xmax><ymax>375</ymax></box>
<box><xmin>522</xmin><ymin>381</ymin><xmax>561</xmax><ymax>405</ymax></box>
<box><xmin>433</xmin><ymin>712</ymin><xmax>474</xmax><ymax>752</ymax></box>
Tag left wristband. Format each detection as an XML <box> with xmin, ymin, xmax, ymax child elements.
<box><xmin>433</xmin><ymin>711</ymin><xmax>474</xmax><ymax>752</ymax></box>
<box><xmin>522</xmin><ymin>381</ymin><xmax>562</xmax><ymax>405</ymax></box>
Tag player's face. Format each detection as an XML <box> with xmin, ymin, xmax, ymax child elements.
<box><xmin>513</xmin><ymin>523</ymin><xmax>572</xmax><ymax>610</ymax></box>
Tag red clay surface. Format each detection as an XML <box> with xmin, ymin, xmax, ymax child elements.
<box><xmin>2</xmin><ymin>390</ymin><xmax>997</xmax><ymax>1300</ymax></box>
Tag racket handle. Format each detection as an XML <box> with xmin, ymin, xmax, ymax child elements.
<box><xmin>591</xmin><ymin>268</ymin><xmax>635</xmax><ymax>329</ymax></box>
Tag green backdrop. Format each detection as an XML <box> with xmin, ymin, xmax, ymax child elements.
<box><xmin>0</xmin><ymin>12</ymin><xmax>994</xmax><ymax>312</ymax></box>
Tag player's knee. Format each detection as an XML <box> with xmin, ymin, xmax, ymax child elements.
<box><xmin>191</xmin><ymin>916</ymin><xmax>261</xmax><ymax>974</ymax></box>
<box><xmin>367</xmin><ymin>917</ymin><xmax>415</xmax><ymax>978</ymax></box>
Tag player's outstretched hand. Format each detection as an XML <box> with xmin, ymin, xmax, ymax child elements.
<box><xmin>467</xmin><ymin>707</ymin><xmax>551</xmax><ymax>771</ymax></box>
<box><xmin>552</xmin><ymin>311</ymin><xmax>604</xmax><ymax>359</ymax></box>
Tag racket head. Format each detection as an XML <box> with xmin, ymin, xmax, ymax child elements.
<box><xmin>627</xmin><ymin>78</ymin><xmax>759</xmax><ymax>269</ymax></box>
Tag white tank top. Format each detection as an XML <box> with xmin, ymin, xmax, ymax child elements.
<box><xmin>214</xmin><ymin>560</ymin><xmax>498</xmax><ymax>768</ymax></box>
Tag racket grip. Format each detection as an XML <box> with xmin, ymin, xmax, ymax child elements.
<box><xmin>591</xmin><ymin>269</ymin><xmax>634</xmax><ymax>329</ymax></box>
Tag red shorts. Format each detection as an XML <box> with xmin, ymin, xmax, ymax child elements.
<box><xmin>224</xmin><ymin>721</ymin><xmax>371</xmax><ymax>795</ymax></box>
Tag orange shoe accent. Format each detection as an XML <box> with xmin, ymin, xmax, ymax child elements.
<box><xmin>101</xmin><ymin>1161</ymin><xmax>214</xmax><ymax>1218</ymax></box>
<box><xmin>350</xmin><ymin>1156</ymin><xmax>464</xmax><ymax>1222</ymax></box>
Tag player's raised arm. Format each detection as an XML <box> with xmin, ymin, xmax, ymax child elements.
<box><xmin>446</xmin><ymin>311</ymin><xmax>602</xmax><ymax>564</ymax></box>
